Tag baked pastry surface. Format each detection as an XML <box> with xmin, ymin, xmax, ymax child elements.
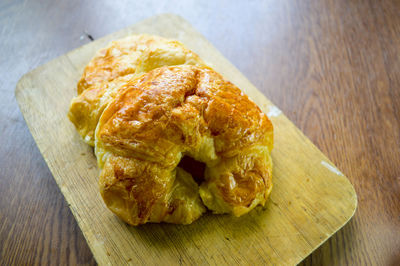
<box><xmin>69</xmin><ymin>34</ymin><xmax>205</xmax><ymax>145</ymax></box>
<box><xmin>68</xmin><ymin>35</ymin><xmax>273</xmax><ymax>225</ymax></box>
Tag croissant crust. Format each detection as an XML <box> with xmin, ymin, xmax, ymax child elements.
<box><xmin>68</xmin><ymin>35</ymin><xmax>273</xmax><ymax>225</ymax></box>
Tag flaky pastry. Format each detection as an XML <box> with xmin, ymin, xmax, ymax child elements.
<box><xmin>68</xmin><ymin>35</ymin><xmax>273</xmax><ymax>225</ymax></box>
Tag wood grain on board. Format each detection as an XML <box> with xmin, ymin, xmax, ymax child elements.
<box><xmin>15</xmin><ymin>14</ymin><xmax>356</xmax><ymax>265</ymax></box>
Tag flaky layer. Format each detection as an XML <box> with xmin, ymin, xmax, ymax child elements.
<box><xmin>69</xmin><ymin>34</ymin><xmax>205</xmax><ymax>145</ymax></box>
<box><xmin>95</xmin><ymin>65</ymin><xmax>273</xmax><ymax>225</ymax></box>
<box><xmin>68</xmin><ymin>35</ymin><xmax>273</xmax><ymax>225</ymax></box>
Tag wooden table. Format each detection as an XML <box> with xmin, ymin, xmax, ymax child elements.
<box><xmin>1</xmin><ymin>0</ymin><xmax>399</xmax><ymax>265</ymax></box>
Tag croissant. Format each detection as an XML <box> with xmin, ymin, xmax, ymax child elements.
<box><xmin>69</xmin><ymin>35</ymin><xmax>273</xmax><ymax>225</ymax></box>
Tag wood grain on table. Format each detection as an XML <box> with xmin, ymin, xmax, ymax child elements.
<box><xmin>1</xmin><ymin>0</ymin><xmax>399</xmax><ymax>265</ymax></box>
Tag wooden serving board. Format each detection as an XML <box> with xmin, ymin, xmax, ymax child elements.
<box><xmin>16</xmin><ymin>14</ymin><xmax>357</xmax><ymax>265</ymax></box>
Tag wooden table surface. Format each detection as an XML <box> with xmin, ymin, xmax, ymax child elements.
<box><xmin>1</xmin><ymin>0</ymin><xmax>399</xmax><ymax>265</ymax></box>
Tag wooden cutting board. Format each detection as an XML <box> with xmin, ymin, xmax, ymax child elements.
<box><xmin>15</xmin><ymin>14</ymin><xmax>357</xmax><ymax>265</ymax></box>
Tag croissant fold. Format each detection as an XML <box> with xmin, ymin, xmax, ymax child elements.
<box><xmin>68</xmin><ymin>34</ymin><xmax>273</xmax><ymax>225</ymax></box>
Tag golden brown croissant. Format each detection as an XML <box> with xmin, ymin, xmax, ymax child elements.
<box><xmin>69</xmin><ymin>34</ymin><xmax>206</xmax><ymax>146</ymax></box>
<box><xmin>68</xmin><ymin>35</ymin><xmax>273</xmax><ymax>225</ymax></box>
